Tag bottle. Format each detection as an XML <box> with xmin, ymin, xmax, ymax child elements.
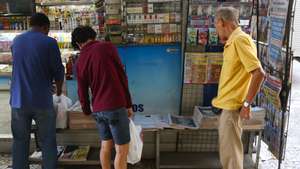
<box><xmin>66</xmin><ymin>56</ymin><xmax>73</xmax><ymax>80</ymax></box>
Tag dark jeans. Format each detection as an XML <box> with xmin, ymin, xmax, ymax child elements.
<box><xmin>11</xmin><ymin>108</ymin><xmax>57</xmax><ymax>169</ymax></box>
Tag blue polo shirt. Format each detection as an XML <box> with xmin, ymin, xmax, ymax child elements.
<box><xmin>10</xmin><ymin>30</ymin><xmax>65</xmax><ymax>110</ymax></box>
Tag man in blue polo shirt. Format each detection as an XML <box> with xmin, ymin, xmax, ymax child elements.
<box><xmin>10</xmin><ymin>13</ymin><xmax>65</xmax><ymax>169</ymax></box>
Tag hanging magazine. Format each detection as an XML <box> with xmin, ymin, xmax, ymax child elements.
<box><xmin>258</xmin><ymin>16</ymin><xmax>269</xmax><ymax>43</ymax></box>
<box><xmin>187</xmin><ymin>28</ymin><xmax>197</xmax><ymax>45</ymax></box>
<box><xmin>198</xmin><ymin>28</ymin><xmax>208</xmax><ymax>45</ymax></box>
<box><xmin>208</xmin><ymin>28</ymin><xmax>218</xmax><ymax>45</ymax></box>
<box><xmin>206</xmin><ymin>53</ymin><xmax>223</xmax><ymax>83</ymax></box>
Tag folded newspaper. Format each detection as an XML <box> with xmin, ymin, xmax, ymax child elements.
<box><xmin>168</xmin><ymin>114</ymin><xmax>200</xmax><ymax>130</ymax></box>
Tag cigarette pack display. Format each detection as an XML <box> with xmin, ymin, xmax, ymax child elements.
<box><xmin>154</xmin><ymin>24</ymin><xmax>162</xmax><ymax>34</ymax></box>
<box><xmin>106</xmin><ymin>4</ymin><xmax>121</xmax><ymax>15</ymax></box>
<box><xmin>161</xmin><ymin>24</ymin><xmax>170</xmax><ymax>33</ymax></box>
<box><xmin>147</xmin><ymin>24</ymin><xmax>155</xmax><ymax>34</ymax></box>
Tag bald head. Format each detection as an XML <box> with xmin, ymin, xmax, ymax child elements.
<box><xmin>216</xmin><ymin>7</ymin><xmax>239</xmax><ymax>26</ymax></box>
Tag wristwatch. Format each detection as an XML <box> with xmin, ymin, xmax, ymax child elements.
<box><xmin>243</xmin><ymin>101</ymin><xmax>250</xmax><ymax>108</ymax></box>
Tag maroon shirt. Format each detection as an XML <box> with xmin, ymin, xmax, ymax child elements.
<box><xmin>76</xmin><ymin>41</ymin><xmax>132</xmax><ymax>115</ymax></box>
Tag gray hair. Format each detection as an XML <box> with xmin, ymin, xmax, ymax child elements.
<box><xmin>216</xmin><ymin>7</ymin><xmax>239</xmax><ymax>25</ymax></box>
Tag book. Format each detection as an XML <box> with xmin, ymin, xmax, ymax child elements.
<box><xmin>187</xmin><ymin>28</ymin><xmax>197</xmax><ymax>45</ymax></box>
<box><xmin>198</xmin><ymin>28</ymin><xmax>208</xmax><ymax>46</ymax></box>
<box><xmin>208</xmin><ymin>28</ymin><xmax>218</xmax><ymax>45</ymax></box>
<box><xmin>60</xmin><ymin>146</ymin><xmax>90</xmax><ymax>161</ymax></box>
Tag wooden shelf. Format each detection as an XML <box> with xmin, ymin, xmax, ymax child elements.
<box><xmin>29</xmin><ymin>147</ymin><xmax>101</xmax><ymax>165</ymax></box>
<box><xmin>160</xmin><ymin>152</ymin><xmax>255</xmax><ymax>169</ymax></box>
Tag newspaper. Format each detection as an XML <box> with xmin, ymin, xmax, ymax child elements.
<box><xmin>168</xmin><ymin>114</ymin><xmax>200</xmax><ymax>130</ymax></box>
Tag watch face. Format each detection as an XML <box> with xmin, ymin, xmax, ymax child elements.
<box><xmin>244</xmin><ymin>102</ymin><xmax>249</xmax><ymax>107</ymax></box>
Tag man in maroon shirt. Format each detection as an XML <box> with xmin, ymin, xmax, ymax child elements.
<box><xmin>72</xmin><ymin>26</ymin><xmax>133</xmax><ymax>169</ymax></box>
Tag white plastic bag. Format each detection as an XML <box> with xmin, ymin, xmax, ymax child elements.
<box><xmin>127</xmin><ymin>119</ymin><xmax>143</xmax><ymax>164</ymax></box>
<box><xmin>53</xmin><ymin>95</ymin><xmax>72</xmax><ymax>129</ymax></box>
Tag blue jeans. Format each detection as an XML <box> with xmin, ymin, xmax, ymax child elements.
<box><xmin>11</xmin><ymin>108</ymin><xmax>57</xmax><ymax>169</ymax></box>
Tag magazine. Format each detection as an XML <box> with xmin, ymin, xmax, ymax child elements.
<box><xmin>60</xmin><ymin>145</ymin><xmax>90</xmax><ymax>161</ymax></box>
<box><xmin>268</xmin><ymin>44</ymin><xmax>284</xmax><ymax>72</ymax></box>
<box><xmin>133</xmin><ymin>114</ymin><xmax>164</xmax><ymax>129</ymax></box>
<box><xmin>206</xmin><ymin>53</ymin><xmax>223</xmax><ymax>83</ymax></box>
<box><xmin>259</xmin><ymin>0</ymin><xmax>270</xmax><ymax>16</ymax></box>
<box><xmin>208</xmin><ymin>28</ymin><xmax>218</xmax><ymax>45</ymax></box>
<box><xmin>258</xmin><ymin>16</ymin><xmax>269</xmax><ymax>43</ymax></box>
<box><xmin>250</xmin><ymin>15</ymin><xmax>257</xmax><ymax>40</ymax></box>
<box><xmin>198</xmin><ymin>28</ymin><xmax>208</xmax><ymax>45</ymax></box>
<box><xmin>240</xmin><ymin>4</ymin><xmax>252</xmax><ymax>18</ymax></box>
<box><xmin>187</xmin><ymin>27</ymin><xmax>197</xmax><ymax>45</ymax></box>
<box><xmin>168</xmin><ymin>114</ymin><xmax>199</xmax><ymax>130</ymax></box>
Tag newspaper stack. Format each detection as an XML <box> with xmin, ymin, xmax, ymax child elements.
<box><xmin>243</xmin><ymin>107</ymin><xmax>266</xmax><ymax>128</ymax></box>
<box><xmin>194</xmin><ymin>106</ymin><xmax>219</xmax><ymax>129</ymax></box>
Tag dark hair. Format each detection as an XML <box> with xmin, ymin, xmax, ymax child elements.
<box><xmin>30</xmin><ymin>13</ymin><xmax>50</xmax><ymax>27</ymax></box>
<box><xmin>71</xmin><ymin>26</ymin><xmax>97</xmax><ymax>49</ymax></box>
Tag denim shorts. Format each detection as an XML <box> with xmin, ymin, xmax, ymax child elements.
<box><xmin>92</xmin><ymin>108</ymin><xmax>130</xmax><ymax>145</ymax></box>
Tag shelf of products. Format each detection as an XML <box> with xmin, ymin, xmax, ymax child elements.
<box><xmin>34</xmin><ymin>0</ymin><xmax>101</xmax><ymax>79</ymax></box>
<box><xmin>103</xmin><ymin>0</ymin><xmax>123</xmax><ymax>44</ymax></box>
<box><xmin>184</xmin><ymin>52</ymin><xmax>223</xmax><ymax>84</ymax></box>
<box><xmin>186</xmin><ymin>0</ymin><xmax>253</xmax><ymax>52</ymax></box>
<box><xmin>183</xmin><ymin>0</ymin><xmax>253</xmax><ymax>85</ymax></box>
<box><xmin>123</xmin><ymin>0</ymin><xmax>182</xmax><ymax>44</ymax></box>
<box><xmin>36</xmin><ymin>4</ymin><xmax>99</xmax><ymax>32</ymax></box>
<box><xmin>0</xmin><ymin>30</ymin><xmax>76</xmax><ymax>74</ymax></box>
<box><xmin>35</xmin><ymin>0</ymin><xmax>94</xmax><ymax>6</ymax></box>
<box><xmin>0</xmin><ymin>16</ymin><xmax>29</xmax><ymax>30</ymax></box>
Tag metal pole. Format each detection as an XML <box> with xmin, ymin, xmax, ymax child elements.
<box><xmin>278</xmin><ymin>0</ymin><xmax>295</xmax><ymax>168</ymax></box>
<box><xmin>256</xmin><ymin>131</ymin><xmax>262</xmax><ymax>169</ymax></box>
<box><xmin>156</xmin><ymin>130</ymin><xmax>160</xmax><ymax>169</ymax></box>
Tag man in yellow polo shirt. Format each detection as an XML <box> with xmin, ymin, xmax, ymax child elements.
<box><xmin>212</xmin><ymin>7</ymin><xmax>265</xmax><ymax>169</ymax></box>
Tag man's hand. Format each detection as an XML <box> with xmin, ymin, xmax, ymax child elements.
<box><xmin>56</xmin><ymin>88</ymin><xmax>62</xmax><ymax>96</ymax></box>
<box><xmin>240</xmin><ymin>106</ymin><xmax>251</xmax><ymax>120</ymax></box>
<box><xmin>128</xmin><ymin>108</ymin><xmax>134</xmax><ymax>118</ymax></box>
<box><xmin>55</xmin><ymin>80</ymin><xmax>63</xmax><ymax>96</ymax></box>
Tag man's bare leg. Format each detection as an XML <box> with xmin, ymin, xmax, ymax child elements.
<box><xmin>114</xmin><ymin>143</ymin><xmax>129</xmax><ymax>169</ymax></box>
<box><xmin>100</xmin><ymin>140</ymin><xmax>113</xmax><ymax>169</ymax></box>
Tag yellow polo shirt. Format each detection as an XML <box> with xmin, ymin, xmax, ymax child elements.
<box><xmin>212</xmin><ymin>27</ymin><xmax>262</xmax><ymax>110</ymax></box>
